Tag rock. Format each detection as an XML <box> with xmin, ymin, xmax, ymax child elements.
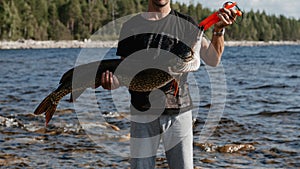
<box><xmin>217</xmin><ymin>143</ymin><xmax>255</xmax><ymax>153</ymax></box>
<box><xmin>200</xmin><ymin>158</ymin><xmax>215</xmax><ymax>163</ymax></box>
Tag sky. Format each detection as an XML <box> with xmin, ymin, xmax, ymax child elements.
<box><xmin>174</xmin><ymin>0</ymin><xmax>300</xmax><ymax>19</ymax></box>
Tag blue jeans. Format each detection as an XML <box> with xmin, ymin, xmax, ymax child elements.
<box><xmin>130</xmin><ymin>110</ymin><xmax>193</xmax><ymax>169</ymax></box>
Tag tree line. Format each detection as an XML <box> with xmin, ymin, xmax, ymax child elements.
<box><xmin>0</xmin><ymin>0</ymin><xmax>299</xmax><ymax>41</ymax></box>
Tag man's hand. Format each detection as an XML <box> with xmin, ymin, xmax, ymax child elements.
<box><xmin>214</xmin><ymin>7</ymin><xmax>237</xmax><ymax>31</ymax></box>
<box><xmin>101</xmin><ymin>70</ymin><xmax>120</xmax><ymax>90</ymax></box>
<box><xmin>201</xmin><ymin>7</ymin><xmax>238</xmax><ymax>67</ymax></box>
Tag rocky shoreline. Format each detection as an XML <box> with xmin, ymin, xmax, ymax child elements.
<box><xmin>0</xmin><ymin>40</ymin><xmax>118</xmax><ymax>49</ymax></box>
<box><xmin>225</xmin><ymin>40</ymin><xmax>300</xmax><ymax>47</ymax></box>
<box><xmin>0</xmin><ymin>40</ymin><xmax>299</xmax><ymax>49</ymax></box>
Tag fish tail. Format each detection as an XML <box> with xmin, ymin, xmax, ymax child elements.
<box><xmin>45</xmin><ymin>104</ymin><xmax>57</xmax><ymax>126</ymax></box>
<box><xmin>34</xmin><ymin>92</ymin><xmax>58</xmax><ymax>126</ymax></box>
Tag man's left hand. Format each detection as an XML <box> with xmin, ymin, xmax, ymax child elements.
<box><xmin>214</xmin><ymin>8</ymin><xmax>237</xmax><ymax>31</ymax></box>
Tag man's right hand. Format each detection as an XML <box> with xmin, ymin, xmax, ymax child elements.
<box><xmin>101</xmin><ymin>70</ymin><xmax>120</xmax><ymax>90</ymax></box>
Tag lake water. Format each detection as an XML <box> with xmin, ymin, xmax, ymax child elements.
<box><xmin>0</xmin><ymin>45</ymin><xmax>299</xmax><ymax>168</ymax></box>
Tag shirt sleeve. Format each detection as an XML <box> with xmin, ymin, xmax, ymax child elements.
<box><xmin>170</xmin><ymin>14</ymin><xmax>202</xmax><ymax>72</ymax></box>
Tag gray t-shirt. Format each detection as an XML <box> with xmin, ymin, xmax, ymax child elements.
<box><xmin>116</xmin><ymin>9</ymin><xmax>200</xmax><ymax>114</ymax></box>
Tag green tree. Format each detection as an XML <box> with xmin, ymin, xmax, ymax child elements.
<box><xmin>48</xmin><ymin>2</ymin><xmax>72</xmax><ymax>40</ymax></box>
<box><xmin>187</xmin><ymin>3</ymin><xmax>196</xmax><ymax>21</ymax></box>
<box><xmin>0</xmin><ymin>1</ymin><xmax>10</xmax><ymax>39</ymax></box>
<box><xmin>171</xmin><ymin>2</ymin><xmax>180</xmax><ymax>11</ymax></box>
<box><xmin>4</xmin><ymin>0</ymin><xmax>22</xmax><ymax>40</ymax></box>
<box><xmin>59</xmin><ymin>0</ymin><xmax>82</xmax><ymax>38</ymax></box>
<box><xmin>83</xmin><ymin>0</ymin><xmax>107</xmax><ymax>34</ymax></box>
<box><xmin>117</xmin><ymin>0</ymin><xmax>136</xmax><ymax>16</ymax></box>
<box><xmin>0</xmin><ymin>0</ymin><xmax>299</xmax><ymax>41</ymax></box>
<box><xmin>14</xmin><ymin>1</ymin><xmax>37</xmax><ymax>39</ymax></box>
<box><xmin>26</xmin><ymin>0</ymin><xmax>49</xmax><ymax>40</ymax></box>
<box><xmin>179</xmin><ymin>3</ymin><xmax>188</xmax><ymax>14</ymax></box>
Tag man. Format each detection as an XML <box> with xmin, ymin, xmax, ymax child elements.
<box><xmin>101</xmin><ymin>0</ymin><xmax>236</xmax><ymax>168</ymax></box>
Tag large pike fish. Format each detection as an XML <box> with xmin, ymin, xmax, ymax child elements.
<box><xmin>33</xmin><ymin>59</ymin><xmax>174</xmax><ymax>125</ymax></box>
<box><xmin>33</xmin><ymin>33</ymin><xmax>202</xmax><ymax>125</ymax></box>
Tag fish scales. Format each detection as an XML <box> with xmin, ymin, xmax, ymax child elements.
<box><xmin>34</xmin><ymin>59</ymin><xmax>174</xmax><ymax>125</ymax></box>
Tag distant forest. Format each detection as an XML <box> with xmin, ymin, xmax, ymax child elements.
<box><xmin>0</xmin><ymin>0</ymin><xmax>299</xmax><ymax>41</ymax></box>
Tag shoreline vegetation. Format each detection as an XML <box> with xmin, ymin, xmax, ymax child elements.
<box><xmin>1</xmin><ymin>1</ymin><xmax>300</xmax><ymax>43</ymax></box>
<box><xmin>0</xmin><ymin>40</ymin><xmax>299</xmax><ymax>49</ymax></box>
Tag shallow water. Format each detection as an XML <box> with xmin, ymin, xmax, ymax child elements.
<box><xmin>0</xmin><ymin>46</ymin><xmax>299</xmax><ymax>168</ymax></box>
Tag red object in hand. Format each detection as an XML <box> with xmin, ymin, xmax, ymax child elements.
<box><xmin>199</xmin><ymin>1</ymin><xmax>242</xmax><ymax>30</ymax></box>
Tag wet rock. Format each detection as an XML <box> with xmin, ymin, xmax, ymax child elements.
<box><xmin>156</xmin><ymin>157</ymin><xmax>168</xmax><ymax>168</ymax></box>
<box><xmin>194</xmin><ymin>167</ymin><xmax>203</xmax><ymax>169</ymax></box>
<box><xmin>104</xmin><ymin>122</ymin><xmax>120</xmax><ymax>131</ymax></box>
<box><xmin>118</xmin><ymin>133</ymin><xmax>130</xmax><ymax>142</ymax></box>
<box><xmin>56</xmin><ymin>108</ymin><xmax>75</xmax><ymax>114</ymax></box>
<box><xmin>217</xmin><ymin>143</ymin><xmax>255</xmax><ymax>153</ymax></box>
<box><xmin>0</xmin><ymin>154</ymin><xmax>30</xmax><ymax>167</ymax></box>
<box><xmin>263</xmin><ymin>159</ymin><xmax>281</xmax><ymax>164</ymax></box>
<box><xmin>0</xmin><ymin>116</ymin><xmax>24</xmax><ymax>128</ymax></box>
<box><xmin>194</xmin><ymin>142</ymin><xmax>217</xmax><ymax>152</ymax></box>
<box><xmin>0</xmin><ymin>159</ymin><xmax>7</xmax><ymax>166</ymax></box>
<box><xmin>34</xmin><ymin>127</ymin><xmax>63</xmax><ymax>135</ymax></box>
<box><xmin>200</xmin><ymin>158</ymin><xmax>215</xmax><ymax>163</ymax></box>
<box><xmin>34</xmin><ymin>135</ymin><xmax>48</xmax><ymax>141</ymax></box>
<box><xmin>194</xmin><ymin>142</ymin><xmax>256</xmax><ymax>153</ymax></box>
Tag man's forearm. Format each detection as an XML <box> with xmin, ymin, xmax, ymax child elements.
<box><xmin>211</xmin><ymin>27</ymin><xmax>225</xmax><ymax>57</ymax></box>
<box><xmin>201</xmin><ymin>29</ymin><xmax>225</xmax><ymax>67</ymax></box>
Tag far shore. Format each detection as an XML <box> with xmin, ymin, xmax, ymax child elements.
<box><xmin>0</xmin><ymin>39</ymin><xmax>299</xmax><ymax>49</ymax></box>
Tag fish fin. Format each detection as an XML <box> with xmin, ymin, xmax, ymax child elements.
<box><xmin>34</xmin><ymin>93</ymin><xmax>53</xmax><ymax>115</ymax></box>
<box><xmin>33</xmin><ymin>93</ymin><xmax>58</xmax><ymax>126</ymax></box>
<box><xmin>45</xmin><ymin>105</ymin><xmax>57</xmax><ymax>126</ymax></box>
